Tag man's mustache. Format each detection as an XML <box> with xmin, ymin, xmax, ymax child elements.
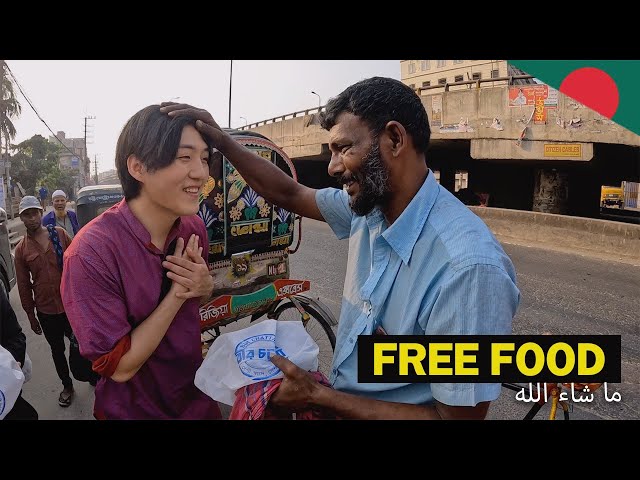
<box><xmin>338</xmin><ymin>173</ymin><xmax>358</xmax><ymax>186</ymax></box>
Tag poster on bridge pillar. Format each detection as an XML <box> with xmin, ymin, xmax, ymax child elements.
<box><xmin>534</xmin><ymin>93</ymin><xmax>547</xmax><ymax>124</ymax></box>
<box><xmin>430</xmin><ymin>95</ymin><xmax>442</xmax><ymax>127</ymax></box>
<box><xmin>508</xmin><ymin>85</ymin><xmax>558</xmax><ymax>108</ymax></box>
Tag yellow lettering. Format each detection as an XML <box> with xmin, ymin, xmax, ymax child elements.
<box><xmin>578</xmin><ymin>343</ymin><xmax>605</xmax><ymax>375</ymax></box>
<box><xmin>399</xmin><ymin>343</ymin><xmax>426</xmax><ymax>375</ymax></box>
<box><xmin>429</xmin><ymin>343</ymin><xmax>453</xmax><ymax>375</ymax></box>
<box><xmin>516</xmin><ymin>342</ymin><xmax>545</xmax><ymax>376</ymax></box>
<box><xmin>491</xmin><ymin>343</ymin><xmax>515</xmax><ymax>375</ymax></box>
<box><xmin>547</xmin><ymin>342</ymin><xmax>575</xmax><ymax>376</ymax></box>
<box><xmin>455</xmin><ymin>343</ymin><xmax>479</xmax><ymax>375</ymax></box>
<box><xmin>374</xmin><ymin>344</ymin><xmax>397</xmax><ymax>376</ymax></box>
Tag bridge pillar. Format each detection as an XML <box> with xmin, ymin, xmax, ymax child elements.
<box><xmin>532</xmin><ymin>168</ymin><xmax>569</xmax><ymax>214</ymax></box>
<box><xmin>439</xmin><ymin>166</ymin><xmax>456</xmax><ymax>193</ymax></box>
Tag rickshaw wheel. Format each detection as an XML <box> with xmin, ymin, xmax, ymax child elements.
<box><xmin>272</xmin><ymin>297</ymin><xmax>337</xmax><ymax>379</ymax></box>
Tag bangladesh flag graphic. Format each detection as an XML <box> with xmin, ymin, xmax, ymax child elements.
<box><xmin>509</xmin><ymin>60</ymin><xmax>640</xmax><ymax>136</ymax></box>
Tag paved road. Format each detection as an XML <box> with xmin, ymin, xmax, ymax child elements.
<box><xmin>9</xmin><ymin>218</ymin><xmax>639</xmax><ymax>420</ymax></box>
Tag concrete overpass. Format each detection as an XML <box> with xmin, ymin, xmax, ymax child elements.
<box><xmin>240</xmin><ymin>77</ymin><xmax>640</xmax><ymax>218</ymax></box>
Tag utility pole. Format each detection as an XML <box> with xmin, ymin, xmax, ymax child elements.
<box><xmin>83</xmin><ymin>115</ymin><xmax>95</xmax><ymax>192</ymax></box>
<box><xmin>93</xmin><ymin>154</ymin><xmax>99</xmax><ymax>185</ymax></box>
<box><xmin>228</xmin><ymin>60</ymin><xmax>233</xmax><ymax>128</ymax></box>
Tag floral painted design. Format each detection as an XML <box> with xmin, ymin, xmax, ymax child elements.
<box><xmin>230</xmin><ymin>206</ymin><xmax>243</xmax><ymax>221</ymax></box>
<box><xmin>241</xmin><ymin>189</ymin><xmax>261</xmax><ymax>220</ymax></box>
<box><xmin>259</xmin><ymin>204</ymin><xmax>271</xmax><ymax>218</ymax></box>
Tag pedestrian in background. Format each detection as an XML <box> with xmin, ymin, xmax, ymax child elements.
<box><xmin>42</xmin><ymin>190</ymin><xmax>79</xmax><ymax>239</ymax></box>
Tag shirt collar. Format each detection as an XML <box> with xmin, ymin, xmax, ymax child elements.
<box><xmin>381</xmin><ymin>169</ymin><xmax>439</xmax><ymax>265</ymax></box>
<box><xmin>119</xmin><ymin>199</ymin><xmax>182</xmax><ymax>254</ymax></box>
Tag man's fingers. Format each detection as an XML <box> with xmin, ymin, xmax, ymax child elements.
<box><xmin>159</xmin><ymin>103</ymin><xmax>200</xmax><ymax>113</ymax></box>
<box><xmin>162</xmin><ymin>261</ymin><xmax>193</xmax><ymax>278</ymax></box>
<box><xmin>166</xmin><ymin>271</ymin><xmax>194</xmax><ymax>289</ymax></box>
<box><xmin>270</xmin><ymin>354</ymin><xmax>295</xmax><ymax>374</ymax></box>
<box><xmin>195</xmin><ymin>120</ymin><xmax>223</xmax><ymax>139</ymax></box>
<box><xmin>173</xmin><ymin>234</ymin><xmax>194</xmax><ymax>260</ymax></box>
<box><xmin>185</xmin><ymin>234</ymin><xmax>197</xmax><ymax>258</ymax></box>
<box><xmin>173</xmin><ymin>237</ymin><xmax>185</xmax><ymax>258</ymax></box>
<box><xmin>175</xmin><ymin>291</ymin><xmax>200</xmax><ymax>300</ymax></box>
<box><xmin>163</xmin><ymin>107</ymin><xmax>213</xmax><ymax>123</ymax></box>
<box><xmin>184</xmin><ymin>246</ymin><xmax>207</xmax><ymax>265</ymax></box>
<box><xmin>165</xmin><ymin>252</ymin><xmax>199</xmax><ymax>271</ymax></box>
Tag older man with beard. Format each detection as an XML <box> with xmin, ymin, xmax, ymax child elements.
<box><xmin>161</xmin><ymin>76</ymin><xmax>520</xmax><ymax>420</ymax></box>
<box><xmin>42</xmin><ymin>190</ymin><xmax>79</xmax><ymax>239</ymax></box>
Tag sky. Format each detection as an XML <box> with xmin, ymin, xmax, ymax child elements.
<box><xmin>6</xmin><ymin>60</ymin><xmax>400</xmax><ymax>174</ymax></box>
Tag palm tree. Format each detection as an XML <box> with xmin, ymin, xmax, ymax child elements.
<box><xmin>0</xmin><ymin>60</ymin><xmax>22</xmax><ymax>214</ymax></box>
<box><xmin>1</xmin><ymin>61</ymin><xmax>21</xmax><ymax>155</ymax></box>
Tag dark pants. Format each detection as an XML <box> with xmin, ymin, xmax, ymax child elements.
<box><xmin>37</xmin><ymin>311</ymin><xmax>74</xmax><ymax>389</ymax></box>
<box><xmin>4</xmin><ymin>393</ymin><xmax>38</xmax><ymax>420</ymax></box>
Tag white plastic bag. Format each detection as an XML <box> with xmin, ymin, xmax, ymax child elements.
<box><xmin>195</xmin><ymin>319</ymin><xmax>319</xmax><ymax>406</ymax></box>
<box><xmin>22</xmin><ymin>353</ymin><xmax>33</xmax><ymax>383</ymax></box>
<box><xmin>0</xmin><ymin>345</ymin><xmax>26</xmax><ymax>420</ymax></box>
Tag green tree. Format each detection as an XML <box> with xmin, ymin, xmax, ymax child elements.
<box><xmin>39</xmin><ymin>166</ymin><xmax>77</xmax><ymax>200</ymax></box>
<box><xmin>11</xmin><ymin>135</ymin><xmax>61</xmax><ymax>195</ymax></box>
<box><xmin>0</xmin><ymin>61</ymin><xmax>21</xmax><ymax>160</ymax></box>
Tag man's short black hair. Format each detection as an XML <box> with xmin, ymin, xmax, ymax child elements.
<box><xmin>320</xmin><ymin>77</ymin><xmax>431</xmax><ymax>154</ymax></box>
<box><xmin>115</xmin><ymin>105</ymin><xmax>213</xmax><ymax>200</ymax></box>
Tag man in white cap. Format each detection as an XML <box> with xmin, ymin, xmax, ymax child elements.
<box><xmin>42</xmin><ymin>190</ymin><xmax>79</xmax><ymax>239</ymax></box>
<box><xmin>14</xmin><ymin>196</ymin><xmax>79</xmax><ymax>407</ymax></box>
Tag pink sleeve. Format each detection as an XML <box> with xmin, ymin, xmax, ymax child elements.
<box><xmin>61</xmin><ymin>250</ymin><xmax>131</xmax><ymax>362</ymax></box>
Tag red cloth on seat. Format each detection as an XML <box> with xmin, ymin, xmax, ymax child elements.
<box><xmin>229</xmin><ymin>371</ymin><xmax>338</xmax><ymax>420</ymax></box>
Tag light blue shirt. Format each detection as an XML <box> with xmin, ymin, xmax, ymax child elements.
<box><xmin>315</xmin><ymin>170</ymin><xmax>520</xmax><ymax>406</ymax></box>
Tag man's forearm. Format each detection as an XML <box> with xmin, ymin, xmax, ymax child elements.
<box><xmin>312</xmin><ymin>386</ymin><xmax>442</xmax><ymax>420</ymax></box>
<box><xmin>111</xmin><ymin>293</ymin><xmax>185</xmax><ymax>382</ymax></box>
<box><xmin>217</xmin><ymin>134</ymin><xmax>302</xmax><ymax>212</ymax></box>
<box><xmin>312</xmin><ymin>387</ymin><xmax>490</xmax><ymax>420</ymax></box>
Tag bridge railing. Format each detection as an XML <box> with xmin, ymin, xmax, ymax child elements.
<box><xmin>238</xmin><ymin>75</ymin><xmax>535</xmax><ymax>131</ymax></box>
<box><xmin>239</xmin><ymin>106</ymin><xmax>325</xmax><ymax>130</ymax></box>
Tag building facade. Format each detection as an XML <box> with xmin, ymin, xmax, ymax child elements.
<box><xmin>97</xmin><ymin>169</ymin><xmax>119</xmax><ymax>185</ymax></box>
<box><xmin>48</xmin><ymin>131</ymin><xmax>91</xmax><ymax>191</ymax></box>
<box><xmin>400</xmin><ymin>60</ymin><xmax>535</xmax><ymax>92</ymax></box>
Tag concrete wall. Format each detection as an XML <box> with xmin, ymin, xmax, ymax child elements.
<box><xmin>248</xmin><ymin>114</ymin><xmax>326</xmax><ymax>160</ymax></box>
<box><xmin>470</xmin><ymin>206</ymin><xmax>640</xmax><ymax>260</ymax></box>
<box><xmin>246</xmin><ymin>85</ymin><xmax>640</xmax><ymax>161</ymax></box>
<box><xmin>431</xmin><ymin>87</ymin><xmax>640</xmax><ymax>146</ymax></box>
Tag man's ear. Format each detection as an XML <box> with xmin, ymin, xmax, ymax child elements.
<box><xmin>127</xmin><ymin>155</ymin><xmax>145</xmax><ymax>182</ymax></box>
<box><xmin>384</xmin><ymin>121</ymin><xmax>407</xmax><ymax>158</ymax></box>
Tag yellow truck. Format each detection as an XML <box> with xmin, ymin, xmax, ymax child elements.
<box><xmin>600</xmin><ymin>181</ymin><xmax>640</xmax><ymax>223</ymax></box>
<box><xmin>600</xmin><ymin>185</ymin><xmax>624</xmax><ymax>209</ymax></box>
<box><xmin>601</xmin><ymin>181</ymin><xmax>639</xmax><ymax>210</ymax></box>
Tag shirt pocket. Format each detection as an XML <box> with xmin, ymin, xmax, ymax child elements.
<box><xmin>24</xmin><ymin>251</ymin><xmax>43</xmax><ymax>285</ymax></box>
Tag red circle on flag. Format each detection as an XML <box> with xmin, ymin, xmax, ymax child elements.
<box><xmin>559</xmin><ymin>67</ymin><xmax>619</xmax><ymax>119</ymax></box>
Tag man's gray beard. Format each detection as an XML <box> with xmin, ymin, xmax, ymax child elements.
<box><xmin>349</xmin><ymin>142</ymin><xmax>390</xmax><ymax>216</ymax></box>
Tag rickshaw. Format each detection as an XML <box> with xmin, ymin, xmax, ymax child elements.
<box><xmin>75</xmin><ymin>184</ymin><xmax>125</xmax><ymax>228</ymax></box>
<box><xmin>198</xmin><ymin>130</ymin><xmax>338</xmax><ymax>376</ymax></box>
<box><xmin>75</xmin><ymin>130</ymin><xmax>338</xmax><ymax>375</ymax></box>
